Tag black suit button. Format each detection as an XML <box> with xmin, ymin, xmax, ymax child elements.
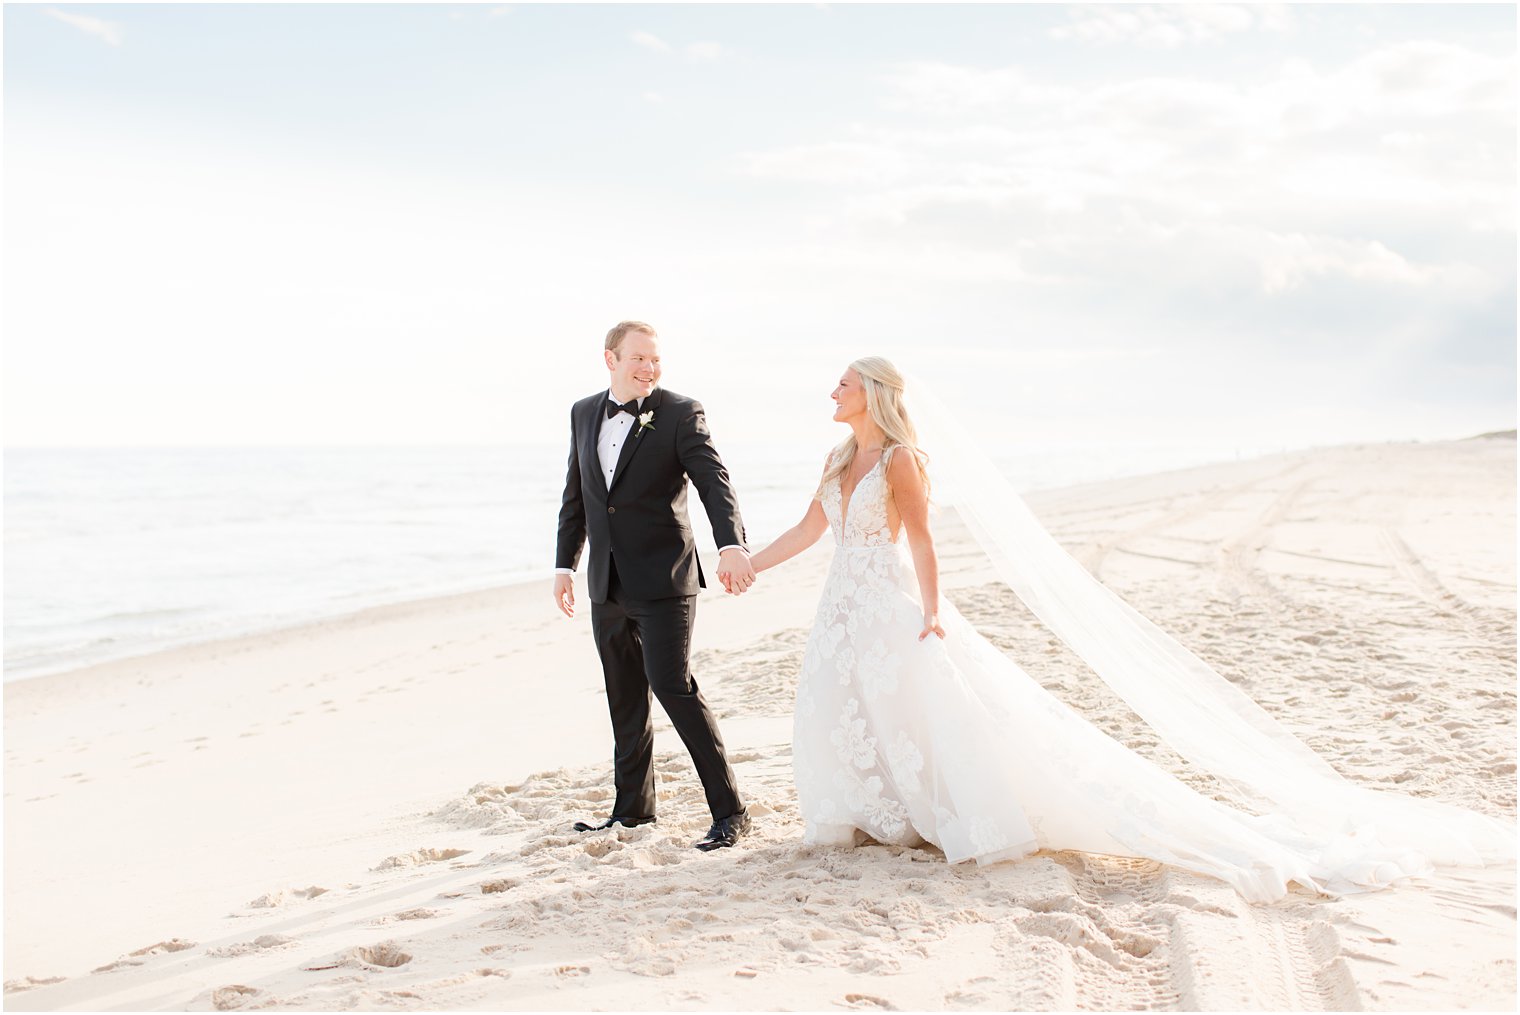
<box><xmin>608</xmin><ymin>506</ymin><xmax>616</xmax><ymax>514</ymax></box>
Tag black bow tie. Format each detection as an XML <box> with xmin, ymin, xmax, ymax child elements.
<box><xmin>606</xmin><ymin>398</ymin><xmax>640</xmax><ymax>419</ymax></box>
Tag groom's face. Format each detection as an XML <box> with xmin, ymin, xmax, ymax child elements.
<box><xmin>606</xmin><ymin>330</ymin><xmax>661</xmax><ymax>402</ymax></box>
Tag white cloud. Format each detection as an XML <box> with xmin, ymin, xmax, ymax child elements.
<box><xmin>848</xmin><ymin>40</ymin><xmax>1515</xmax><ymax>227</ymax></box>
<box><xmin>1328</xmin><ymin>40</ymin><xmax>1516</xmax><ymax>118</ymax></box>
<box><xmin>45</xmin><ymin>7</ymin><xmax>124</xmax><ymax>46</ymax></box>
<box><xmin>1050</xmin><ymin>3</ymin><xmax>1293</xmax><ymax>48</ymax></box>
<box><xmin>631</xmin><ymin>30</ymin><xmax>671</xmax><ymax>54</ymax></box>
<box><xmin>736</xmin><ymin>140</ymin><xmax>911</xmax><ymax>187</ymax></box>
<box><xmin>718</xmin><ymin>234</ymin><xmax>1057</xmax><ymax>288</ymax></box>
<box><xmin>731</xmin><ymin>36</ymin><xmax>1513</xmax><ymax>371</ymax></box>
<box><xmin>1379</xmin><ymin>131</ymin><xmax>1427</xmax><ymax>150</ymax></box>
<box><xmin>887</xmin><ymin>40</ymin><xmax>1515</xmax><ymax>128</ymax></box>
<box><xmin>632</xmin><ymin>32</ymin><xmax>726</xmax><ymax>62</ymax></box>
<box><xmin>883</xmin><ymin>63</ymin><xmax>1063</xmax><ymax>111</ymax></box>
<box><xmin>1256</xmin><ymin>233</ymin><xmax>1486</xmax><ymax>294</ymax></box>
<box><xmin>448</xmin><ymin>5</ymin><xmax>510</xmax><ymax>22</ymax></box>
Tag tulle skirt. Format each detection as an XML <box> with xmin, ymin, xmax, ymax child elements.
<box><xmin>792</xmin><ymin>542</ymin><xmax>1453</xmax><ymax>904</ymax></box>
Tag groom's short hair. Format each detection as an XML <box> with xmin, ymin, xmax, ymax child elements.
<box><xmin>605</xmin><ymin>321</ymin><xmax>658</xmax><ymax>356</ymax></box>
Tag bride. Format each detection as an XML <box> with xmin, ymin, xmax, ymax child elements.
<box><xmin>747</xmin><ymin>356</ymin><xmax>1515</xmax><ymax>904</ymax></box>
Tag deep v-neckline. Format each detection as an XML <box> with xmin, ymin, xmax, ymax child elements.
<box><xmin>838</xmin><ymin>456</ymin><xmax>883</xmax><ymax>534</ymax></box>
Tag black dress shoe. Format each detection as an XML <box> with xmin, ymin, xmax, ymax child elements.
<box><xmin>573</xmin><ymin>815</ymin><xmax>656</xmax><ymax>832</ymax></box>
<box><xmin>694</xmin><ymin>809</ymin><xmax>751</xmax><ymax>851</ymax></box>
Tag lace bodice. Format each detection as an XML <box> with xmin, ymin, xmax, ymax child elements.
<box><xmin>820</xmin><ymin>452</ymin><xmax>899</xmax><ymax>548</ymax></box>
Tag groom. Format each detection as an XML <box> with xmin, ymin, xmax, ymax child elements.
<box><xmin>553</xmin><ymin>321</ymin><xmax>756</xmax><ymax>850</ymax></box>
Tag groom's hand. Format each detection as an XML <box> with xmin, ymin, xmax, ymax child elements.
<box><xmin>553</xmin><ymin>574</ymin><xmax>576</xmax><ymax>618</ymax></box>
<box><xmin>717</xmin><ymin>548</ymin><xmax>757</xmax><ymax>595</ymax></box>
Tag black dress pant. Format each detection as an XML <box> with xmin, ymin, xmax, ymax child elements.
<box><xmin>590</xmin><ymin>557</ymin><xmax>743</xmax><ymax>821</ymax></box>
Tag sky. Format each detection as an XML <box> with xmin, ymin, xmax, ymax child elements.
<box><xmin>3</xmin><ymin>2</ymin><xmax>1515</xmax><ymax>457</ymax></box>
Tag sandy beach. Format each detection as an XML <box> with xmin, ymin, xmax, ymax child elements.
<box><xmin>4</xmin><ymin>437</ymin><xmax>1515</xmax><ymax>1012</ymax></box>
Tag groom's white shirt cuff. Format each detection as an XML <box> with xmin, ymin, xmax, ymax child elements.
<box><xmin>556</xmin><ymin>545</ymin><xmax>746</xmax><ymax>575</ymax></box>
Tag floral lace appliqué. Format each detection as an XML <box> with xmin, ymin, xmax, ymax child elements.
<box><xmin>830</xmin><ymin>698</ymin><xmax>877</xmax><ymax>770</ymax></box>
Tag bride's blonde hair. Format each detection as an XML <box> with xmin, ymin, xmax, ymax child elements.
<box><xmin>818</xmin><ymin>356</ymin><xmax>931</xmax><ymax>501</ymax></box>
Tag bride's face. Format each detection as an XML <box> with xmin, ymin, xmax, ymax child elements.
<box><xmin>832</xmin><ymin>368</ymin><xmax>867</xmax><ymax>423</ymax></box>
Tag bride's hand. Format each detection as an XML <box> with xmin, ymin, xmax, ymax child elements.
<box><xmin>918</xmin><ymin>613</ymin><xmax>945</xmax><ymax>641</ymax></box>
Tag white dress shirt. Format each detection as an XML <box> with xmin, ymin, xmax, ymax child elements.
<box><xmin>555</xmin><ymin>391</ymin><xmax>743</xmax><ymax>575</ymax></box>
<box><xmin>597</xmin><ymin>393</ymin><xmax>639</xmax><ymax>487</ymax></box>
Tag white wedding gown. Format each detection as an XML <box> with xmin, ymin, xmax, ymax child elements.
<box><xmin>790</xmin><ymin>450</ymin><xmax>1490</xmax><ymax>904</ymax></box>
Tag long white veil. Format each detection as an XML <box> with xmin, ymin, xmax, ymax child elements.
<box><xmin>901</xmin><ymin>371</ymin><xmax>1515</xmax><ymax>871</ymax></box>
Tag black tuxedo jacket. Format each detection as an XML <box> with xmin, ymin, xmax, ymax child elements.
<box><xmin>556</xmin><ymin>387</ymin><xmax>747</xmax><ymax>604</ymax></box>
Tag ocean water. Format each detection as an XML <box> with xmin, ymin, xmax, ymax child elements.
<box><xmin>3</xmin><ymin>440</ymin><xmax>1269</xmax><ymax>682</ymax></box>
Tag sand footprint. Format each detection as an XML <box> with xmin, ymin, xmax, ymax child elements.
<box><xmin>92</xmin><ymin>938</ymin><xmax>196</xmax><ymax>972</ymax></box>
<box><xmin>519</xmin><ymin>835</ymin><xmax>576</xmax><ymax>857</ymax></box>
<box><xmin>480</xmin><ymin>879</ymin><xmax>518</xmax><ymax>894</ymax></box>
<box><xmin>209</xmin><ymin>984</ymin><xmax>260</xmax><ymax>1010</ymax></box>
<box><xmin>372</xmin><ymin>908</ymin><xmax>442</xmax><ymax>925</ymax></box>
<box><xmin>944</xmin><ymin>976</ymin><xmax>999</xmax><ymax>1008</ymax></box>
<box><xmin>245</xmin><ymin>885</ymin><xmax>328</xmax><ymax>909</ymax></box>
<box><xmin>842</xmin><ymin>993</ymin><xmax>897</xmax><ymax>1010</ymax></box>
<box><xmin>407</xmin><ymin>968</ymin><xmax>512</xmax><ymax>994</ymax></box>
<box><xmin>580</xmin><ymin>836</ymin><xmax>623</xmax><ymax>859</ymax></box>
<box><xmin>352</xmin><ymin>942</ymin><xmax>412</xmax><ymax>968</ymax></box>
<box><xmin>306</xmin><ymin>941</ymin><xmax>414</xmax><ymax>971</ymax></box>
<box><xmin>208</xmin><ymin>935</ymin><xmax>296</xmax><ymax>957</ymax></box>
<box><xmin>373</xmin><ymin>847</ymin><xmax>472</xmax><ymax>871</ymax></box>
<box><xmin>3</xmin><ymin>975</ymin><xmax>68</xmax><ymax>994</ymax></box>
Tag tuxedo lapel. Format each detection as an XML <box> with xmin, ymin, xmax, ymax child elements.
<box><xmin>608</xmin><ymin>387</ymin><xmax>663</xmax><ymax>493</ymax></box>
<box><xmin>584</xmin><ymin>396</ymin><xmax>609</xmax><ymax>493</ymax></box>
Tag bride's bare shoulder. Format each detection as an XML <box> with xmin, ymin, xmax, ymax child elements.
<box><xmin>884</xmin><ymin>444</ymin><xmax>928</xmax><ymax>490</ymax></box>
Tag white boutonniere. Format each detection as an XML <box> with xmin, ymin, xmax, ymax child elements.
<box><xmin>636</xmin><ymin>410</ymin><xmax>655</xmax><ymax>438</ymax></box>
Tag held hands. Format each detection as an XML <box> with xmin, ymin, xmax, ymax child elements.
<box><xmin>717</xmin><ymin>547</ymin><xmax>758</xmax><ymax>595</ymax></box>
<box><xmin>919</xmin><ymin>611</ymin><xmax>946</xmax><ymax>641</ymax></box>
<box><xmin>553</xmin><ymin>573</ymin><xmax>576</xmax><ymax>618</ymax></box>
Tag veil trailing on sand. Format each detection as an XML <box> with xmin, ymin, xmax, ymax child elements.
<box><xmin>900</xmin><ymin>371</ymin><xmax>1515</xmax><ymax>880</ymax></box>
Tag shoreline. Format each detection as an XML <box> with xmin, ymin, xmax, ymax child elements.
<box><xmin>1</xmin><ymin>573</ymin><xmax>543</xmax><ymax>690</ymax></box>
<box><xmin>2</xmin><ymin>573</ymin><xmax>542</xmax><ymax>690</ymax></box>
<box><xmin>7</xmin><ymin>434</ymin><xmax>1489</xmax><ymax>692</ymax></box>
<box><xmin>4</xmin><ymin>436</ymin><xmax>1514</xmax><ymax>1010</ymax></box>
